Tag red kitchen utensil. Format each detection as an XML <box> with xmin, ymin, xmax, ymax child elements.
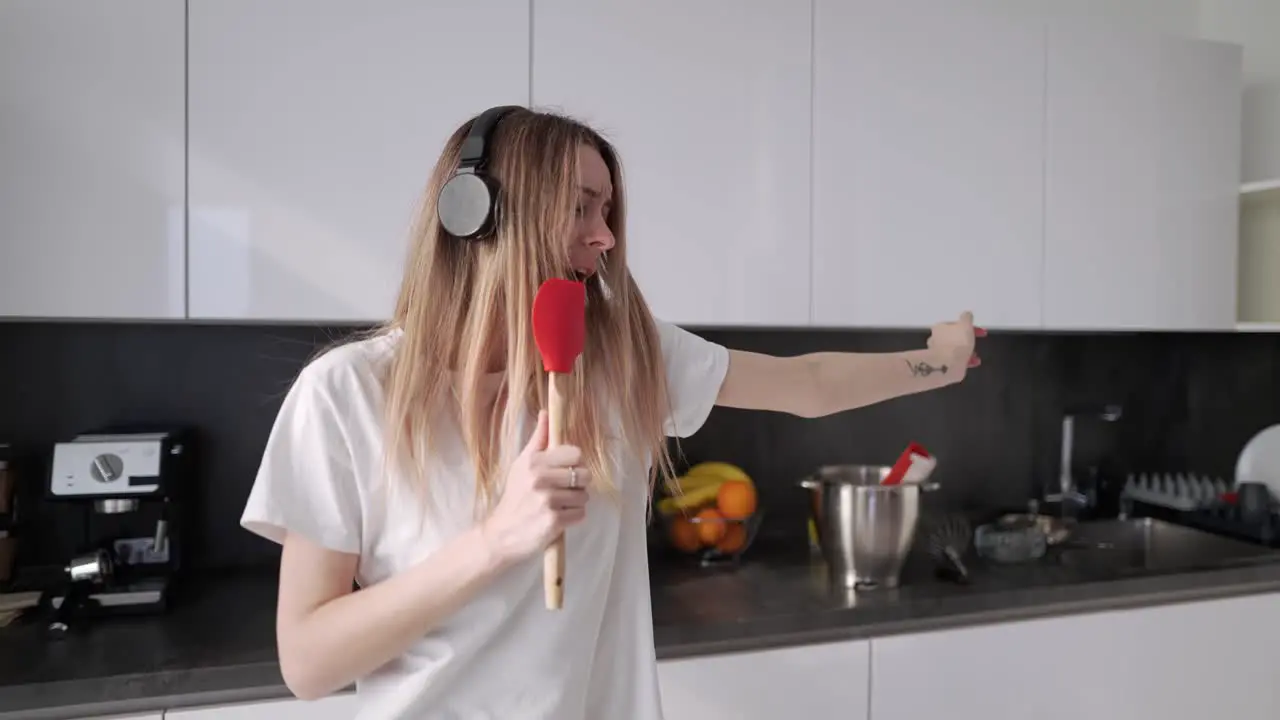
<box><xmin>531</xmin><ymin>277</ymin><xmax>586</xmax><ymax>610</ymax></box>
<box><xmin>882</xmin><ymin>442</ymin><xmax>934</xmax><ymax>486</ymax></box>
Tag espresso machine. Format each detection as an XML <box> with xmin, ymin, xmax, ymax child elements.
<box><xmin>42</xmin><ymin>428</ymin><xmax>193</xmax><ymax>636</ymax></box>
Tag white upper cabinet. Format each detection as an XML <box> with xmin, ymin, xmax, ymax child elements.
<box><xmin>1</xmin><ymin>2</ymin><xmax>1248</xmax><ymax>329</ymax></box>
<box><xmin>0</xmin><ymin>0</ymin><xmax>186</xmax><ymax>320</ymax></box>
<box><xmin>812</xmin><ymin>0</ymin><xmax>1047</xmax><ymax>329</ymax></box>
<box><xmin>1042</xmin><ymin>21</ymin><xmax>1242</xmax><ymax>330</ymax></box>
<box><xmin>1043</xmin><ymin>0</ymin><xmax>1201</xmax><ymax>38</ymax></box>
<box><xmin>531</xmin><ymin>0</ymin><xmax>813</xmax><ymax>327</ymax></box>
<box><xmin>187</xmin><ymin>0</ymin><xmax>530</xmax><ymax>322</ymax></box>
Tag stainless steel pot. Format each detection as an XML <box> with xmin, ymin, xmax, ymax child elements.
<box><xmin>800</xmin><ymin>464</ymin><xmax>939</xmax><ymax>590</ymax></box>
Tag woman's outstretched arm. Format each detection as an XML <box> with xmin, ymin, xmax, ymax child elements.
<box><xmin>715</xmin><ymin>312</ymin><xmax>984</xmax><ymax>418</ymax></box>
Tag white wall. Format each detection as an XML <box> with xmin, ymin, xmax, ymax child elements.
<box><xmin>1238</xmin><ymin>190</ymin><xmax>1280</xmax><ymax>322</ymax></box>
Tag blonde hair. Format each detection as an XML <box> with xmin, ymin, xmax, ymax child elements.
<box><xmin>375</xmin><ymin>107</ymin><xmax>676</xmax><ymax>517</ymax></box>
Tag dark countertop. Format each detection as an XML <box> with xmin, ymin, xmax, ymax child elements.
<box><xmin>6</xmin><ymin>544</ymin><xmax>1280</xmax><ymax>720</ymax></box>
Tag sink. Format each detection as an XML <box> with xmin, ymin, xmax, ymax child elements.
<box><xmin>1055</xmin><ymin>517</ymin><xmax>1280</xmax><ymax>575</ymax></box>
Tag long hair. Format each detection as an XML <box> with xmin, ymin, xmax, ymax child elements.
<box><xmin>376</xmin><ymin>107</ymin><xmax>676</xmax><ymax>516</ymax></box>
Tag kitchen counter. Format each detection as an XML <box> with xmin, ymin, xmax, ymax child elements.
<box><xmin>4</xmin><ymin>544</ymin><xmax>1280</xmax><ymax>720</ymax></box>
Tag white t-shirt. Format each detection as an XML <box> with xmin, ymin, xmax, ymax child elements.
<box><xmin>240</xmin><ymin>318</ymin><xmax>730</xmax><ymax>719</ymax></box>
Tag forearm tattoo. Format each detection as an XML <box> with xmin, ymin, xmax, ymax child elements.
<box><xmin>905</xmin><ymin>359</ymin><xmax>948</xmax><ymax>378</ymax></box>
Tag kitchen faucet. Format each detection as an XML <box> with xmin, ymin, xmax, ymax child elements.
<box><xmin>1045</xmin><ymin>404</ymin><xmax>1123</xmax><ymax>517</ymax></box>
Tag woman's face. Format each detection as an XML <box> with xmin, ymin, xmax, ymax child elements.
<box><xmin>568</xmin><ymin>144</ymin><xmax>616</xmax><ymax>279</ymax></box>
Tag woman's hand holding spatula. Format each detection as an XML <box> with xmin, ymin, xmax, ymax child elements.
<box><xmin>480</xmin><ymin>410</ymin><xmax>590</xmax><ymax>567</ymax></box>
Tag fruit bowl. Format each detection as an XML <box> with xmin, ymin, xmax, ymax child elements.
<box><xmin>654</xmin><ymin>461</ymin><xmax>763</xmax><ymax>567</ymax></box>
<box><xmin>661</xmin><ymin>508</ymin><xmax>764</xmax><ymax>566</ymax></box>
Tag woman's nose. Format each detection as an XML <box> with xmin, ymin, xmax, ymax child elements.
<box><xmin>586</xmin><ymin>217</ymin><xmax>615</xmax><ymax>251</ymax></box>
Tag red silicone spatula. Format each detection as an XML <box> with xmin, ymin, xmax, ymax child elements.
<box><xmin>531</xmin><ymin>277</ymin><xmax>586</xmax><ymax>610</ymax></box>
<box><xmin>882</xmin><ymin>442</ymin><xmax>934</xmax><ymax>486</ymax></box>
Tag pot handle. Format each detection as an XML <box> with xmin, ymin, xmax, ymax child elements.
<box><xmin>798</xmin><ymin>476</ymin><xmax>819</xmax><ymax>490</ymax></box>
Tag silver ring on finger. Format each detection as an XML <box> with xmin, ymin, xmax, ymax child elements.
<box><xmin>569</xmin><ymin>467</ymin><xmax>579</xmax><ymax>489</ymax></box>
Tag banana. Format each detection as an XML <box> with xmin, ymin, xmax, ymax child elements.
<box><xmin>685</xmin><ymin>461</ymin><xmax>753</xmax><ymax>486</ymax></box>
<box><xmin>673</xmin><ymin>473</ymin><xmax>724</xmax><ymax>492</ymax></box>
<box><xmin>656</xmin><ymin>462</ymin><xmax>753</xmax><ymax>516</ymax></box>
<box><xmin>656</xmin><ymin>482</ymin><xmax>723</xmax><ymax>516</ymax></box>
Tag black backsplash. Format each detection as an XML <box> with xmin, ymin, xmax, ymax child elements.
<box><xmin>1</xmin><ymin>320</ymin><xmax>1278</xmax><ymax>574</ymax></box>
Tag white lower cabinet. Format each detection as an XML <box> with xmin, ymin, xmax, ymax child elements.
<box><xmin>162</xmin><ymin>694</ymin><xmax>358</xmax><ymax>719</ymax></box>
<box><xmin>77</xmin><ymin>594</ymin><xmax>1280</xmax><ymax>719</ymax></box>
<box><xmin>869</xmin><ymin>593</ymin><xmax>1280</xmax><ymax>720</ymax></box>
<box><xmin>657</xmin><ymin>640</ymin><xmax>871</xmax><ymax>720</ymax></box>
<box><xmin>656</xmin><ymin>593</ymin><xmax>1280</xmax><ymax>720</ymax></box>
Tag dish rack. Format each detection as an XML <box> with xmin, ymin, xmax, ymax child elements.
<box><xmin>1120</xmin><ymin>472</ymin><xmax>1232</xmax><ymax>512</ymax></box>
<box><xmin>1121</xmin><ymin>471</ymin><xmax>1280</xmax><ymax>547</ymax></box>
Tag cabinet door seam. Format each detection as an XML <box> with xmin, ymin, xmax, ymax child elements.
<box><xmin>865</xmin><ymin>637</ymin><xmax>874</xmax><ymax>719</ymax></box>
<box><xmin>1037</xmin><ymin>22</ymin><xmax>1048</xmax><ymax>329</ymax></box>
<box><xmin>183</xmin><ymin>0</ymin><xmax>191</xmax><ymax>319</ymax></box>
<box><xmin>526</xmin><ymin>0</ymin><xmax>534</xmax><ymax>105</ymax></box>
<box><xmin>807</xmin><ymin>0</ymin><xmax>816</xmax><ymax>327</ymax></box>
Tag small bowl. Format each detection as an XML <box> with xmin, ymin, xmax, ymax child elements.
<box><xmin>660</xmin><ymin>509</ymin><xmax>764</xmax><ymax>567</ymax></box>
<box><xmin>975</xmin><ymin>521</ymin><xmax>1047</xmax><ymax>564</ymax></box>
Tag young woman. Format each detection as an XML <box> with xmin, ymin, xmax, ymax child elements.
<box><xmin>240</xmin><ymin>106</ymin><xmax>981</xmax><ymax>719</ymax></box>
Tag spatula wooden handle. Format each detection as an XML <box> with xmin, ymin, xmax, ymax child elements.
<box><xmin>543</xmin><ymin>372</ymin><xmax>568</xmax><ymax>610</ymax></box>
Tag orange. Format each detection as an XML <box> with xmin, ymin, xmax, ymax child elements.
<box><xmin>695</xmin><ymin>508</ymin><xmax>726</xmax><ymax>545</ymax></box>
<box><xmin>668</xmin><ymin>517</ymin><xmax>701</xmax><ymax>553</ymax></box>
<box><xmin>716</xmin><ymin>522</ymin><xmax>748</xmax><ymax>554</ymax></box>
<box><xmin>716</xmin><ymin>480</ymin><xmax>757</xmax><ymax>519</ymax></box>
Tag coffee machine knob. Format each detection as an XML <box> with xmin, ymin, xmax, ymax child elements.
<box><xmin>89</xmin><ymin>453</ymin><xmax>124</xmax><ymax>483</ymax></box>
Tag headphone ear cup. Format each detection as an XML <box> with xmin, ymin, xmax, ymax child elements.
<box><xmin>437</xmin><ymin>171</ymin><xmax>501</xmax><ymax>240</ymax></box>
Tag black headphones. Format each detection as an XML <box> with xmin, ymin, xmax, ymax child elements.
<box><xmin>436</xmin><ymin>105</ymin><xmax>523</xmax><ymax>241</ymax></box>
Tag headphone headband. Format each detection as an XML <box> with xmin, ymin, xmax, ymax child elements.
<box><xmin>457</xmin><ymin>105</ymin><xmax>522</xmax><ymax>171</ymax></box>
